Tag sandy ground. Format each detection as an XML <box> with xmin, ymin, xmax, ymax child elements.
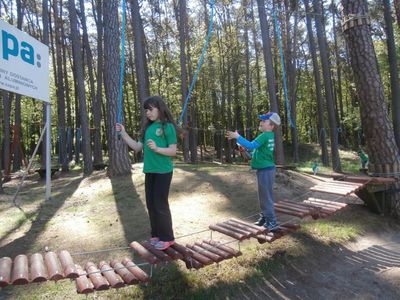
<box><xmin>0</xmin><ymin>163</ymin><xmax>399</xmax><ymax>299</ymax></box>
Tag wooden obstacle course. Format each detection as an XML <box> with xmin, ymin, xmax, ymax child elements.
<box><xmin>1</xmin><ymin>175</ymin><xmax>382</xmax><ymax>294</ymax></box>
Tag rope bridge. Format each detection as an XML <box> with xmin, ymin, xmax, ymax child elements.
<box><xmin>0</xmin><ymin>176</ymin><xmax>373</xmax><ymax>294</ymax></box>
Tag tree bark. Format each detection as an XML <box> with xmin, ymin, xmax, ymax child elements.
<box><xmin>304</xmin><ymin>0</ymin><xmax>329</xmax><ymax>165</ymax></box>
<box><xmin>130</xmin><ymin>0</ymin><xmax>150</xmax><ymax>126</ymax></box>
<box><xmin>314</xmin><ymin>0</ymin><xmax>341</xmax><ymax>172</ymax></box>
<box><xmin>104</xmin><ymin>0</ymin><xmax>131</xmax><ymax>176</ymax></box>
<box><xmin>256</xmin><ymin>0</ymin><xmax>285</xmax><ymax>165</ymax></box>
<box><xmin>382</xmin><ymin>0</ymin><xmax>400</xmax><ymax>149</ymax></box>
<box><xmin>53</xmin><ymin>0</ymin><xmax>68</xmax><ymax>171</ymax></box>
<box><xmin>68</xmin><ymin>0</ymin><xmax>93</xmax><ymax>175</ymax></box>
<box><xmin>79</xmin><ymin>0</ymin><xmax>104</xmax><ymax>166</ymax></box>
<box><xmin>342</xmin><ymin>0</ymin><xmax>400</xmax><ymax>217</ymax></box>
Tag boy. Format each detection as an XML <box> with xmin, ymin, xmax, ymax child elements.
<box><xmin>226</xmin><ymin>112</ymin><xmax>281</xmax><ymax>231</ymax></box>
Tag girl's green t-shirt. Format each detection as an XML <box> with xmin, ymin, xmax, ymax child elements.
<box><xmin>143</xmin><ymin>122</ymin><xmax>177</xmax><ymax>173</ymax></box>
<box><xmin>251</xmin><ymin>131</ymin><xmax>275</xmax><ymax>169</ymax></box>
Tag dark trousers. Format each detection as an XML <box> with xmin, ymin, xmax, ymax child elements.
<box><xmin>145</xmin><ymin>172</ymin><xmax>174</xmax><ymax>241</ymax></box>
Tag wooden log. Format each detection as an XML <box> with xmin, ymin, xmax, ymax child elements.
<box><xmin>85</xmin><ymin>262</ymin><xmax>109</xmax><ymax>291</ymax></box>
<box><xmin>306</xmin><ymin>198</ymin><xmax>348</xmax><ymax>208</ymax></box>
<box><xmin>278</xmin><ymin>200</ymin><xmax>315</xmax><ymax>213</ymax></box>
<box><xmin>187</xmin><ymin>244</ymin><xmax>224</xmax><ymax>263</ymax></box>
<box><xmin>109</xmin><ymin>260</ymin><xmax>138</xmax><ymax>285</ymax></box>
<box><xmin>98</xmin><ymin>261</ymin><xmax>125</xmax><ymax>289</ymax></box>
<box><xmin>216</xmin><ymin>222</ymin><xmax>254</xmax><ymax>237</ymax></box>
<box><xmin>274</xmin><ymin>206</ymin><xmax>307</xmax><ymax>217</ymax></box>
<box><xmin>185</xmin><ymin>247</ymin><xmax>214</xmax><ymax>266</ymax></box>
<box><xmin>129</xmin><ymin>241</ymin><xmax>160</xmax><ymax>264</ymax></box>
<box><xmin>170</xmin><ymin>243</ymin><xmax>192</xmax><ymax>258</ymax></box>
<box><xmin>204</xmin><ymin>240</ymin><xmax>242</xmax><ymax>257</ymax></box>
<box><xmin>194</xmin><ymin>242</ymin><xmax>232</xmax><ymax>260</ymax></box>
<box><xmin>310</xmin><ymin>186</ymin><xmax>350</xmax><ymax>195</ymax></box>
<box><xmin>225</xmin><ymin>220</ymin><xmax>262</xmax><ymax>235</ymax></box>
<box><xmin>140</xmin><ymin>241</ymin><xmax>172</xmax><ymax>262</ymax></box>
<box><xmin>0</xmin><ymin>257</ymin><xmax>12</xmax><ymax>287</ymax></box>
<box><xmin>30</xmin><ymin>253</ymin><xmax>48</xmax><ymax>282</ymax></box>
<box><xmin>121</xmin><ymin>258</ymin><xmax>150</xmax><ymax>283</ymax></box>
<box><xmin>163</xmin><ymin>246</ymin><xmax>184</xmax><ymax>260</ymax></box>
<box><xmin>75</xmin><ymin>264</ymin><xmax>94</xmax><ymax>294</ymax></box>
<box><xmin>44</xmin><ymin>251</ymin><xmax>64</xmax><ymax>281</ymax></box>
<box><xmin>256</xmin><ymin>233</ymin><xmax>276</xmax><ymax>244</ymax></box>
<box><xmin>182</xmin><ymin>257</ymin><xmax>204</xmax><ymax>270</ymax></box>
<box><xmin>11</xmin><ymin>255</ymin><xmax>29</xmax><ymax>285</ymax></box>
<box><xmin>274</xmin><ymin>203</ymin><xmax>310</xmax><ymax>216</ymax></box>
<box><xmin>58</xmin><ymin>250</ymin><xmax>78</xmax><ymax>279</ymax></box>
<box><xmin>209</xmin><ymin>224</ymin><xmax>247</xmax><ymax>240</ymax></box>
<box><xmin>229</xmin><ymin>218</ymin><xmax>267</xmax><ymax>234</ymax></box>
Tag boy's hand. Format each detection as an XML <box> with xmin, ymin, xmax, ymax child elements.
<box><xmin>226</xmin><ymin>130</ymin><xmax>239</xmax><ymax>140</ymax></box>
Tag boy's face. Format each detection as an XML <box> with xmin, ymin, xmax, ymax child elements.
<box><xmin>259</xmin><ymin>119</ymin><xmax>274</xmax><ymax>132</ymax></box>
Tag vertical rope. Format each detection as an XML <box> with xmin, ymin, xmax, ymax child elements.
<box><xmin>178</xmin><ymin>0</ymin><xmax>215</xmax><ymax>126</ymax></box>
<box><xmin>117</xmin><ymin>0</ymin><xmax>127</xmax><ymax>125</ymax></box>
<box><xmin>272</xmin><ymin>8</ymin><xmax>295</xmax><ymax>129</ymax></box>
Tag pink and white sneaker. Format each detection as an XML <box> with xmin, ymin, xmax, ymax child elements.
<box><xmin>154</xmin><ymin>240</ymin><xmax>175</xmax><ymax>251</ymax></box>
<box><xmin>149</xmin><ymin>237</ymin><xmax>159</xmax><ymax>246</ymax></box>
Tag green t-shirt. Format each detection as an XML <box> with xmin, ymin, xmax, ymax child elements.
<box><xmin>143</xmin><ymin>122</ymin><xmax>177</xmax><ymax>173</ymax></box>
<box><xmin>250</xmin><ymin>131</ymin><xmax>275</xmax><ymax>169</ymax></box>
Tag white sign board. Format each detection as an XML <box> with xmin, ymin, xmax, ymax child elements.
<box><xmin>0</xmin><ymin>19</ymin><xmax>49</xmax><ymax>102</ymax></box>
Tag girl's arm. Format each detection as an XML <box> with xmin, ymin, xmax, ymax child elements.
<box><xmin>146</xmin><ymin>140</ymin><xmax>177</xmax><ymax>157</ymax></box>
<box><xmin>116</xmin><ymin>123</ymin><xmax>143</xmax><ymax>152</ymax></box>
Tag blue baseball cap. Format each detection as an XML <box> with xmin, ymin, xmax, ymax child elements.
<box><xmin>258</xmin><ymin>112</ymin><xmax>281</xmax><ymax>126</ymax></box>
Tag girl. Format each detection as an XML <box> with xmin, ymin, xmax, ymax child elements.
<box><xmin>116</xmin><ymin>96</ymin><xmax>179</xmax><ymax>250</ymax></box>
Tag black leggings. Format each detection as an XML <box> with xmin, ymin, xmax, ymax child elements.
<box><xmin>145</xmin><ymin>172</ymin><xmax>174</xmax><ymax>241</ymax></box>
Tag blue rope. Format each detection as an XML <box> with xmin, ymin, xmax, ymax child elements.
<box><xmin>178</xmin><ymin>0</ymin><xmax>215</xmax><ymax>126</ymax></box>
<box><xmin>117</xmin><ymin>0</ymin><xmax>126</xmax><ymax>124</ymax></box>
<box><xmin>272</xmin><ymin>9</ymin><xmax>295</xmax><ymax>129</ymax></box>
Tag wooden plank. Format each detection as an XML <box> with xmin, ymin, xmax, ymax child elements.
<box><xmin>209</xmin><ymin>224</ymin><xmax>247</xmax><ymax>241</ymax></box>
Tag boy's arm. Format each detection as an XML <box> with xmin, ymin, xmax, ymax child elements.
<box><xmin>237</xmin><ymin>136</ymin><xmax>261</xmax><ymax>150</ymax></box>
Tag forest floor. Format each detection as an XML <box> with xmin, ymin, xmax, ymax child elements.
<box><xmin>0</xmin><ymin>161</ymin><xmax>399</xmax><ymax>299</ymax></box>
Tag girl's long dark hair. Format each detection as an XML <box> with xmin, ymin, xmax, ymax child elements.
<box><xmin>141</xmin><ymin>95</ymin><xmax>184</xmax><ymax>138</ymax></box>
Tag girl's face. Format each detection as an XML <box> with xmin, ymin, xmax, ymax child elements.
<box><xmin>145</xmin><ymin>105</ymin><xmax>160</xmax><ymax>121</ymax></box>
<box><xmin>259</xmin><ymin>119</ymin><xmax>274</xmax><ymax>132</ymax></box>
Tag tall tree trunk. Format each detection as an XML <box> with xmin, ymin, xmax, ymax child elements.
<box><xmin>104</xmin><ymin>0</ymin><xmax>131</xmax><ymax>176</ymax></box>
<box><xmin>244</xmin><ymin>0</ymin><xmax>252</xmax><ymax>140</ymax></box>
<box><xmin>79</xmin><ymin>0</ymin><xmax>104</xmax><ymax>166</ymax></box>
<box><xmin>130</xmin><ymin>0</ymin><xmax>150</xmax><ymax>126</ymax></box>
<box><xmin>394</xmin><ymin>0</ymin><xmax>400</xmax><ymax>28</ymax></box>
<box><xmin>256</xmin><ymin>0</ymin><xmax>285</xmax><ymax>165</ymax></box>
<box><xmin>13</xmin><ymin>0</ymin><xmax>23</xmax><ymax>172</ymax></box>
<box><xmin>68</xmin><ymin>0</ymin><xmax>93</xmax><ymax>175</ymax></box>
<box><xmin>41</xmin><ymin>0</ymin><xmax>49</xmax><ymax>169</ymax></box>
<box><xmin>382</xmin><ymin>0</ymin><xmax>400</xmax><ymax>149</ymax></box>
<box><xmin>2</xmin><ymin>92</ymin><xmax>11</xmax><ymax>182</ymax></box>
<box><xmin>314</xmin><ymin>0</ymin><xmax>341</xmax><ymax>172</ymax></box>
<box><xmin>342</xmin><ymin>0</ymin><xmax>400</xmax><ymax>216</ymax></box>
<box><xmin>304</xmin><ymin>0</ymin><xmax>328</xmax><ymax>165</ymax></box>
<box><xmin>53</xmin><ymin>0</ymin><xmax>68</xmax><ymax>171</ymax></box>
<box><xmin>283</xmin><ymin>1</ymin><xmax>299</xmax><ymax>163</ymax></box>
<box><xmin>177</xmin><ymin>0</ymin><xmax>190</xmax><ymax>162</ymax></box>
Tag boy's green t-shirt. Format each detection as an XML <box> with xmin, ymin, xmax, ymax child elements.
<box><xmin>251</xmin><ymin>131</ymin><xmax>275</xmax><ymax>169</ymax></box>
<box><xmin>143</xmin><ymin>122</ymin><xmax>177</xmax><ymax>173</ymax></box>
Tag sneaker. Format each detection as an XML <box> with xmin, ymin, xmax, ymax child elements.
<box><xmin>254</xmin><ymin>215</ymin><xmax>266</xmax><ymax>226</ymax></box>
<box><xmin>154</xmin><ymin>240</ymin><xmax>175</xmax><ymax>251</ymax></box>
<box><xmin>263</xmin><ymin>221</ymin><xmax>279</xmax><ymax>232</ymax></box>
<box><xmin>149</xmin><ymin>237</ymin><xmax>159</xmax><ymax>246</ymax></box>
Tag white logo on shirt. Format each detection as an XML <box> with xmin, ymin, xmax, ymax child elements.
<box><xmin>156</xmin><ymin>128</ymin><xmax>163</xmax><ymax>136</ymax></box>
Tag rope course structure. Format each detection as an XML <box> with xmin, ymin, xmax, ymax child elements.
<box><xmin>0</xmin><ymin>175</ymin><xmax>383</xmax><ymax>294</ymax></box>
